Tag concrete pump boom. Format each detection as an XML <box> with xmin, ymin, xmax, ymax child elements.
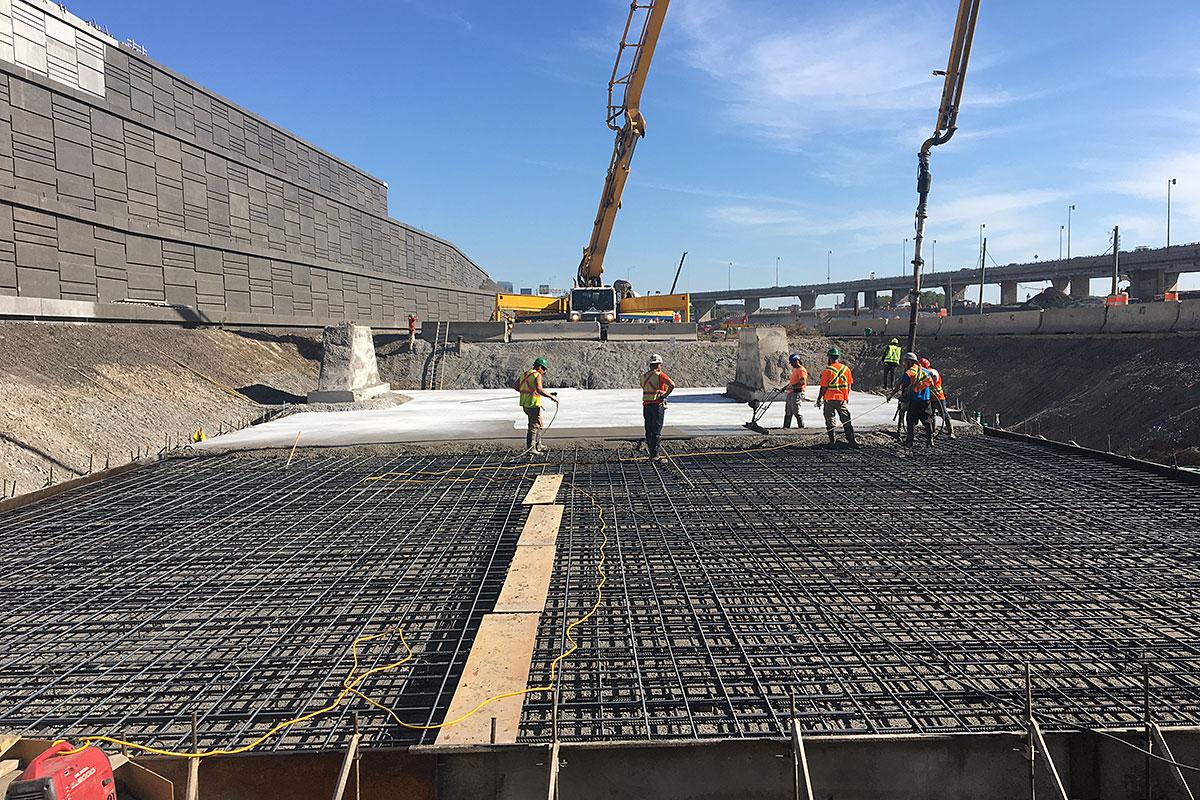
<box><xmin>576</xmin><ymin>0</ymin><xmax>670</xmax><ymax>288</ymax></box>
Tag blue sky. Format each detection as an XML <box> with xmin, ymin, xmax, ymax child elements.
<box><xmin>77</xmin><ymin>0</ymin><xmax>1200</xmax><ymax>300</ymax></box>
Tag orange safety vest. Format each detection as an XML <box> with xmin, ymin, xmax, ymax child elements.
<box><xmin>640</xmin><ymin>369</ymin><xmax>673</xmax><ymax>405</ymax></box>
<box><xmin>517</xmin><ymin>368</ymin><xmax>541</xmax><ymax>408</ymax></box>
<box><xmin>906</xmin><ymin>364</ymin><xmax>934</xmax><ymax>394</ymax></box>
<box><xmin>930</xmin><ymin>368</ymin><xmax>946</xmax><ymax>401</ymax></box>
<box><xmin>819</xmin><ymin>362</ymin><xmax>852</xmax><ymax>401</ymax></box>
<box><xmin>788</xmin><ymin>365</ymin><xmax>808</xmax><ymax>393</ymax></box>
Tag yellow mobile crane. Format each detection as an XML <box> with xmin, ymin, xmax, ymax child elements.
<box><xmin>496</xmin><ymin>0</ymin><xmax>690</xmax><ymax>329</ymax></box>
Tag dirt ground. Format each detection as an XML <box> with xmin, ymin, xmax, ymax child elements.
<box><xmin>0</xmin><ymin>322</ymin><xmax>319</xmax><ymax>495</ymax></box>
<box><xmin>2</xmin><ymin>322</ymin><xmax>1196</xmax><ymax>499</ymax></box>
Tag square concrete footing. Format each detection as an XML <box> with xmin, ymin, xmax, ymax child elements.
<box><xmin>307</xmin><ymin>323</ymin><xmax>390</xmax><ymax>404</ymax></box>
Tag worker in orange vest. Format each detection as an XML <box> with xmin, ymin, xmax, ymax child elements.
<box><xmin>816</xmin><ymin>347</ymin><xmax>856</xmax><ymax>446</ymax></box>
<box><xmin>640</xmin><ymin>353</ymin><xmax>676</xmax><ymax>461</ymax></box>
<box><xmin>887</xmin><ymin>353</ymin><xmax>936</xmax><ymax>447</ymax></box>
<box><xmin>921</xmin><ymin>357</ymin><xmax>955</xmax><ymax>439</ymax></box>
<box><xmin>513</xmin><ymin>356</ymin><xmax>558</xmax><ymax>454</ymax></box>
<box><xmin>780</xmin><ymin>353</ymin><xmax>807</xmax><ymax>429</ymax></box>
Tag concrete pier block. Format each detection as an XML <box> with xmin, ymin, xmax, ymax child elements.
<box><xmin>307</xmin><ymin>323</ymin><xmax>391</xmax><ymax>403</ymax></box>
<box><xmin>799</xmin><ymin>293</ymin><xmax>817</xmax><ymax>311</ymax></box>
<box><xmin>725</xmin><ymin>326</ymin><xmax>789</xmax><ymax>402</ymax></box>
<box><xmin>744</xmin><ymin>297</ymin><xmax>761</xmax><ymax>315</ymax></box>
<box><xmin>1069</xmin><ymin>274</ymin><xmax>1092</xmax><ymax>298</ymax></box>
<box><xmin>1000</xmin><ymin>280</ymin><xmax>1018</xmax><ymax>305</ymax></box>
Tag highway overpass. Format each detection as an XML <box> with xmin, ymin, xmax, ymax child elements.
<box><xmin>690</xmin><ymin>243</ymin><xmax>1199</xmax><ymax>319</ymax></box>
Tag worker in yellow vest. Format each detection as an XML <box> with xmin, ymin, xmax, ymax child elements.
<box><xmin>816</xmin><ymin>347</ymin><xmax>856</xmax><ymax>447</ymax></box>
<box><xmin>513</xmin><ymin>356</ymin><xmax>558</xmax><ymax>454</ymax></box>
<box><xmin>881</xmin><ymin>337</ymin><xmax>902</xmax><ymax>388</ymax></box>
<box><xmin>640</xmin><ymin>354</ymin><xmax>675</xmax><ymax>461</ymax></box>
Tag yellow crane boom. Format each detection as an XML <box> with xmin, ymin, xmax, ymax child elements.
<box><xmin>576</xmin><ymin>0</ymin><xmax>670</xmax><ymax>288</ymax></box>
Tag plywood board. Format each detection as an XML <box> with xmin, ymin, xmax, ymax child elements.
<box><xmin>494</xmin><ymin>544</ymin><xmax>557</xmax><ymax>613</ymax></box>
<box><xmin>522</xmin><ymin>474</ymin><xmax>563</xmax><ymax>505</ymax></box>
<box><xmin>435</xmin><ymin>613</ymin><xmax>541</xmax><ymax>746</ymax></box>
<box><xmin>517</xmin><ymin>504</ymin><xmax>563</xmax><ymax>547</ymax></box>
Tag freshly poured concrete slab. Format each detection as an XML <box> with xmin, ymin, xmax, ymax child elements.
<box><xmin>200</xmin><ymin>387</ymin><xmax>901</xmax><ymax>451</ymax></box>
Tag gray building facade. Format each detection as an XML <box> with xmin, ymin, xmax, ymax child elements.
<box><xmin>0</xmin><ymin>0</ymin><xmax>495</xmax><ymax>327</ymax></box>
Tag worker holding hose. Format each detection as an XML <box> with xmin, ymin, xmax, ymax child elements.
<box><xmin>922</xmin><ymin>357</ymin><xmax>955</xmax><ymax>439</ymax></box>
<box><xmin>888</xmin><ymin>353</ymin><xmax>936</xmax><ymax>447</ymax></box>
<box><xmin>640</xmin><ymin>353</ymin><xmax>675</xmax><ymax>462</ymax></box>
<box><xmin>816</xmin><ymin>347</ymin><xmax>857</xmax><ymax>447</ymax></box>
<box><xmin>514</xmin><ymin>356</ymin><xmax>558</xmax><ymax>454</ymax></box>
<box><xmin>781</xmin><ymin>353</ymin><xmax>807</xmax><ymax>429</ymax></box>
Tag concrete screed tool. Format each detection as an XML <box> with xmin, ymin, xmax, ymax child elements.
<box><xmin>744</xmin><ymin>386</ymin><xmax>786</xmax><ymax>435</ymax></box>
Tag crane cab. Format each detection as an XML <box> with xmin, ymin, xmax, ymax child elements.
<box><xmin>568</xmin><ymin>286</ymin><xmax>618</xmax><ymax>323</ymax></box>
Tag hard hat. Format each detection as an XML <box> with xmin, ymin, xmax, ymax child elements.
<box><xmin>919</xmin><ymin>357</ymin><xmax>931</xmax><ymax>368</ymax></box>
<box><xmin>533</xmin><ymin>357</ymin><xmax>549</xmax><ymax>369</ymax></box>
<box><xmin>649</xmin><ymin>353</ymin><xmax>663</xmax><ymax>365</ymax></box>
<box><xmin>789</xmin><ymin>353</ymin><xmax>802</xmax><ymax>364</ymax></box>
<box><xmin>826</xmin><ymin>347</ymin><xmax>841</xmax><ymax>358</ymax></box>
<box><xmin>890</xmin><ymin>337</ymin><xmax>899</xmax><ymax>344</ymax></box>
<box><xmin>903</xmin><ymin>352</ymin><xmax>918</xmax><ymax>362</ymax></box>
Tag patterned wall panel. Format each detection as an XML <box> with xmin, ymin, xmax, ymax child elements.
<box><xmin>0</xmin><ymin>0</ymin><xmax>495</xmax><ymax>324</ymax></box>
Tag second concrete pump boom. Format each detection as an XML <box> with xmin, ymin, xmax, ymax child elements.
<box><xmin>576</xmin><ymin>0</ymin><xmax>670</xmax><ymax>288</ymax></box>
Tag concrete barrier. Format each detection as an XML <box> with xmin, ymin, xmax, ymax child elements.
<box><xmin>1172</xmin><ymin>299</ymin><xmax>1200</xmax><ymax>332</ymax></box>
<box><xmin>940</xmin><ymin>310</ymin><xmax>1043</xmax><ymax>336</ymax></box>
<box><xmin>826</xmin><ymin>317</ymin><xmax>886</xmax><ymax>337</ymax></box>
<box><xmin>510</xmin><ymin>321</ymin><xmax>600</xmax><ymax>341</ymax></box>
<box><xmin>419</xmin><ymin>321</ymin><xmax>508</xmax><ymax>343</ymax></box>
<box><xmin>606</xmin><ymin>321</ymin><xmax>698</xmax><ymax>340</ymax></box>
<box><xmin>1102</xmin><ymin>302</ymin><xmax>1182</xmax><ymax>334</ymax></box>
<box><xmin>1038</xmin><ymin>306</ymin><xmax>1107</xmax><ymax>334</ymax></box>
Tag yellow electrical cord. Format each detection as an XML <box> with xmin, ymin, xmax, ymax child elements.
<box><xmin>59</xmin><ymin>467</ymin><xmax>609</xmax><ymax>758</ymax></box>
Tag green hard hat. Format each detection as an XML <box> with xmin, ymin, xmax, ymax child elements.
<box><xmin>533</xmin><ymin>357</ymin><xmax>549</xmax><ymax>369</ymax></box>
<box><xmin>827</xmin><ymin>347</ymin><xmax>841</xmax><ymax>358</ymax></box>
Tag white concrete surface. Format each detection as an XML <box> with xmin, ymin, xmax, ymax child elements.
<box><xmin>201</xmin><ymin>388</ymin><xmax>902</xmax><ymax>452</ymax></box>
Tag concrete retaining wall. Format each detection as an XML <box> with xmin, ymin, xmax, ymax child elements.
<box><xmin>606</xmin><ymin>321</ymin><xmax>697</xmax><ymax>340</ymax></box>
<box><xmin>1037</xmin><ymin>306</ymin><xmax>1108</xmax><ymax>334</ymax></box>
<box><xmin>939</xmin><ymin>310</ymin><xmax>1043</xmax><ymax>336</ymax></box>
<box><xmin>0</xmin><ymin>0</ymin><xmax>495</xmax><ymax>326</ymax></box>
<box><xmin>1170</xmin><ymin>299</ymin><xmax>1200</xmax><ymax>332</ymax></box>
<box><xmin>419</xmin><ymin>321</ymin><xmax>508</xmax><ymax>343</ymax></box>
<box><xmin>826</xmin><ymin>317</ymin><xmax>885</xmax><ymax>337</ymax></box>
<box><xmin>509</xmin><ymin>321</ymin><xmax>599</xmax><ymax>341</ymax></box>
<box><xmin>1102</xmin><ymin>302</ymin><xmax>1182</xmax><ymax>333</ymax></box>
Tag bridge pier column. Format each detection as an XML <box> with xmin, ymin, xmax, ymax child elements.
<box><xmin>1069</xmin><ymin>274</ymin><xmax>1092</xmax><ymax>298</ymax></box>
<box><xmin>744</xmin><ymin>297</ymin><xmax>761</xmax><ymax>315</ymax></box>
<box><xmin>864</xmin><ymin>290</ymin><xmax>878</xmax><ymax>309</ymax></box>
<box><xmin>891</xmin><ymin>286</ymin><xmax>910</xmax><ymax>306</ymax></box>
<box><xmin>798</xmin><ymin>293</ymin><xmax>817</xmax><ymax>311</ymax></box>
<box><xmin>1126</xmin><ymin>269</ymin><xmax>1179</xmax><ymax>302</ymax></box>
<box><xmin>692</xmin><ymin>299</ymin><xmax>717</xmax><ymax>321</ymax></box>
<box><xmin>1000</xmin><ymin>281</ymin><xmax>1019</xmax><ymax>305</ymax></box>
<box><xmin>1051</xmin><ymin>276</ymin><xmax>1070</xmax><ymax>293</ymax></box>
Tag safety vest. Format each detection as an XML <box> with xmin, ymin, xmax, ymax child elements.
<box><xmin>517</xmin><ymin>368</ymin><xmax>541</xmax><ymax>408</ymax></box>
<box><xmin>820</xmin><ymin>362</ymin><xmax>852</xmax><ymax>401</ymax></box>
<box><xmin>884</xmin><ymin>344</ymin><xmax>902</xmax><ymax>365</ymax></box>
<box><xmin>906</xmin><ymin>365</ymin><xmax>934</xmax><ymax>395</ymax></box>
<box><xmin>641</xmin><ymin>370</ymin><xmax>671</xmax><ymax>405</ymax></box>
<box><xmin>929</xmin><ymin>368</ymin><xmax>946</xmax><ymax>401</ymax></box>
<box><xmin>788</xmin><ymin>365</ymin><xmax>807</xmax><ymax>392</ymax></box>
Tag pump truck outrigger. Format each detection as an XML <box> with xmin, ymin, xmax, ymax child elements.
<box><xmin>494</xmin><ymin>0</ymin><xmax>690</xmax><ymax>334</ymax></box>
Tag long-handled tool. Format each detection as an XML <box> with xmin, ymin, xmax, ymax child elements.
<box><xmin>744</xmin><ymin>386</ymin><xmax>785</xmax><ymax>434</ymax></box>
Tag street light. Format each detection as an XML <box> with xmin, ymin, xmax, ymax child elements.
<box><xmin>978</xmin><ymin>223</ymin><xmax>985</xmax><ymax>268</ymax></box>
<box><xmin>932</xmin><ymin>239</ymin><xmax>936</xmax><ymax>272</ymax></box>
<box><xmin>1168</xmin><ymin>178</ymin><xmax>1178</xmax><ymax>248</ymax></box>
<box><xmin>775</xmin><ymin>256</ymin><xmax>780</xmax><ymax>287</ymax></box>
<box><xmin>826</xmin><ymin>250</ymin><xmax>831</xmax><ymax>283</ymax></box>
<box><xmin>1067</xmin><ymin>204</ymin><xmax>1075</xmax><ymax>259</ymax></box>
<box><xmin>903</xmin><ymin>238</ymin><xmax>908</xmax><ymax>270</ymax></box>
<box><xmin>727</xmin><ymin>261</ymin><xmax>732</xmax><ymax>291</ymax></box>
<box><xmin>1059</xmin><ymin>225</ymin><xmax>1064</xmax><ymax>260</ymax></box>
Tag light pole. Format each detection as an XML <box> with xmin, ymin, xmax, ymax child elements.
<box><xmin>978</xmin><ymin>223</ymin><xmax>986</xmax><ymax>267</ymax></box>
<box><xmin>1067</xmin><ymin>204</ymin><xmax>1075</xmax><ymax>259</ymax></box>
<box><xmin>826</xmin><ymin>250</ymin><xmax>831</xmax><ymax>283</ymax></box>
<box><xmin>932</xmin><ymin>239</ymin><xmax>936</xmax><ymax>272</ymax></box>
<box><xmin>775</xmin><ymin>256</ymin><xmax>780</xmax><ymax>287</ymax></box>
<box><xmin>1168</xmin><ymin>178</ymin><xmax>1177</xmax><ymax>248</ymax></box>
<box><xmin>903</xmin><ymin>238</ymin><xmax>908</xmax><ymax>271</ymax></box>
<box><xmin>1059</xmin><ymin>225</ymin><xmax>1064</xmax><ymax>260</ymax></box>
<box><xmin>727</xmin><ymin>261</ymin><xmax>732</xmax><ymax>291</ymax></box>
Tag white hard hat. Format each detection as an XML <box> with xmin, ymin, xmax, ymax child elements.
<box><xmin>649</xmin><ymin>353</ymin><xmax>663</xmax><ymax>365</ymax></box>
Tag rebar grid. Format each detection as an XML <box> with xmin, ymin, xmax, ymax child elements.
<box><xmin>520</xmin><ymin>437</ymin><xmax>1200</xmax><ymax>742</ymax></box>
<box><xmin>0</xmin><ymin>452</ymin><xmax>545</xmax><ymax>751</ymax></box>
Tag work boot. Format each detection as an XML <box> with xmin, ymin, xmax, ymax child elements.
<box><xmin>827</xmin><ymin>430</ymin><xmax>836</xmax><ymax>446</ymax></box>
<box><xmin>534</xmin><ymin>432</ymin><xmax>548</xmax><ymax>454</ymax></box>
<box><xmin>845</xmin><ymin>424</ymin><xmax>858</xmax><ymax>448</ymax></box>
<box><xmin>525</xmin><ymin>430</ymin><xmax>535</xmax><ymax>450</ymax></box>
<box><xmin>798</xmin><ymin>416</ymin><xmax>805</xmax><ymax>429</ymax></box>
<box><xmin>783</xmin><ymin>414</ymin><xmax>793</xmax><ymax>429</ymax></box>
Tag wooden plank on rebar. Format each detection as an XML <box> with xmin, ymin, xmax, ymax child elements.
<box><xmin>522</xmin><ymin>474</ymin><xmax>563</xmax><ymax>505</ymax></box>
<box><xmin>518</xmin><ymin>504</ymin><xmax>563</xmax><ymax>547</ymax></box>
<box><xmin>435</xmin><ymin>613</ymin><xmax>541</xmax><ymax>746</ymax></box>
<box><xmin>494</xmin><ymin>545</ymin><xmax>557</xmax><ymax>613</ymax></box>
